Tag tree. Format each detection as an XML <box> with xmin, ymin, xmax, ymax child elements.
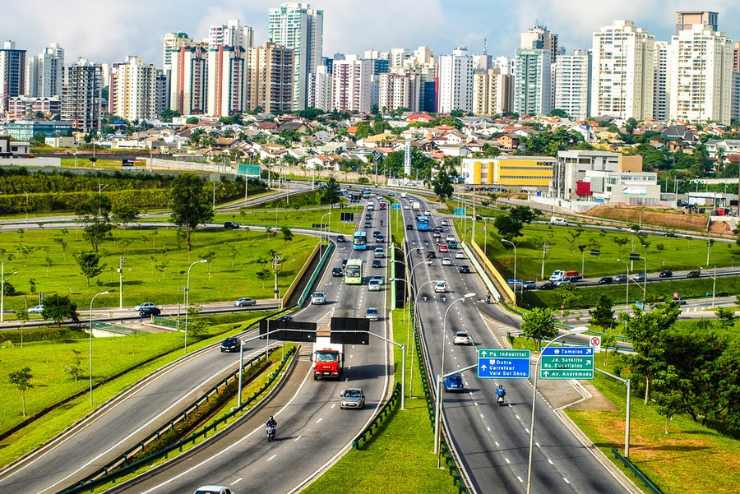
<box><xmin>186</xmin><ymin>116</ymin><xmax>200</xmax><ymax>125</ymax></box>
<box><xmin>715</xmin><ymin>307</ymin><xmax>736</xmax><ymax>328</ymax></box>
<box><xmin>549</xmin><ymin>108</ymin><xmax>570</xmax><ymax>118</ymax></box>
<box><xmin>75</xmin><ymin>194</ymin><xmax>113</xmax><ymax>253</ymax></box>
<box><xmin>432</xmin><ymin>169</ymin><xmax>454</xmax><ymax>201</ymax></box>
<box><xmin>321</xmin><ymin>177</ymin><xmax>341</xmax><ymax>205</ymax></box>
<box><xmin>74</xmin><ymin>251</ymin><xmax>105</xmax><ymax>286</ymax></box>
<box><xmin>8</xmin><ymin>367</ymin><xmax>33</xmax><ymax>417</ymax></box>
<box><xmin>590</xmin><ymin>295</ymin><xmax>615</xmax><ymax>328</ymax></box>
<box><xmin>2</xmin><ymin>280</ymin><xmax>17</xmax><ymax>296</ymax></box>
<box><xmin>65</xmin><ymin>350</ymin><xmax>84</xmax><ymax>382</ymax></box>
<box><xmin>169</xmin><ymin>175</ymin><xmax>214</xmax><ymax>251</ymax></box>
<box><xmin>521</xmin><ymin>307</ymin><xmax>557</xmax><ymax>351</ymax></box>
<box><xmin>494</xmin><ymin>214</ymin><xmax>523</xmax><ymax>241</ymax></box>
<box><xmin>281</xmin><ymin>226</ymin><xmax>294</xmax><ymax>241</ymax></box>
<box><xmin>601</xmin><ymin>333</ymin><xmax>618</xmax><ymax>366</ymax></box>
<box><xmin>41</xmin><ymin>294</ymin><xmax>79</xmax><ymax>327</ymax></box>
<box><xmin>509</xmin><ymin>206</ymin><xmax>536</xmax><ymax>224</ymax></box>
<box><xmin>111</xmin><ymin>203</ymin><xmax>140</xmax><ymax>226</ymax></box>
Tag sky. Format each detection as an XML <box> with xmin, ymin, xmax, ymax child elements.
<box><xmin>3</xmin><ymin>0</ymin><xmax>739</xmax><ymax>65</ymax></box>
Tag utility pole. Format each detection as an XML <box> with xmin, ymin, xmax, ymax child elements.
<box><xmin>272</xmin><ymin>254</ymin><xmax>281</xmax><ymax>305</ymax></box>
<box><xmin>1</xmin><ymin>262</ymin><xmax>4</xmax><ymax>323</ymax></box>
<box><xmin>117</xmin><ymin>256</ymin><xmax>125</xmax><ymax>309</ymax></box>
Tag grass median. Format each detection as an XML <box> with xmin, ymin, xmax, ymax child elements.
<box><xmin>0</xmin><ymin>311</ymin><xmax>272</xmax><ymax>468</ymax></box>
<box><xmin>214</xmin><ymin>206</ymin><xmax>362</xmax><ymax>235</ymax></box>
<box><xmin>304</xmin><ymin>309</ymin><xmax>457</xmax><ymax>494</ymax></box>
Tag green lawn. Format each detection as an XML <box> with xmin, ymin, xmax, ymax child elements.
<box><xmin>0</xmin><ymin>227</ymin><xmax>318</xmax><ymax>312</ymax></box>
<box><xmin>456</xmin><ymin>219</ymin><xmax>740</xmax><ymax>281</ymax></box>
<box><xmin>0</xmin><ymin>312</ymin><xmax>271</xmax><ymax>466</ymax></box>
<box><xmin>305</xmin><ymin>309</ymin><xmax>457</xmax><ymax>494</ymax></box>
<box><xmin>214</xmin><ymin>206</ymin><xmax>362</xmax><ymax>235</ymax></box>
<box><xmin>522</xmin><ymin>276</ymin><xmax>740</xmax><ymax>309</ymax></box>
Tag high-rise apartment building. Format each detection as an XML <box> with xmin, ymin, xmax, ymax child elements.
<box><xmin>554</xmin><ymin>49</ymin><xmax>591</xmax><ymax>120</ymax></box>
<box><xmin>472</xmin><ymin>67</ymin><xmax>511</xmax><ymax>116</ymax></box>
<box><xmin>590</xmin><ymin>20</ymin><xmax>655</xmax><ymax>120</ymax></box>
<box><xmin>268</xmin><ymin>2</ymin><xmax>324</xmax><ymax>111</ymax></box>
<box><xmin>169</xmin><ymin>43</ymin><xmax>208</xmax><ymax>115</ymax></box>
<box><xmin>109</xmin><ymin>56</ymin><xmax>164</xmax><ymax>121</ymax></box>
<box><xmin>25</xmin><ymin>43</ymin><xmax>64</xmax><ymax>98</ymax></box>
<box><xmin>389</xmin><ymin>48</ymin><xmax>408</xmax><ymax>69</ymax></box>
<box><xmin>0</xmin><ymin>41</ymin><xmax>27</xmax><ymax>113</ymax></box>
<box><xmin>438</xmin><ymin>47</ymin><xmax>474</xmax><ymax>114</ymax></box>
<box><xmin>331</xmin><ymin>56</ymin><xmax>372</xmax><ymax>113</ymax></box>
<box><xmin>207</xmin><ymin>46</ymin><xmax>248</xmax><ymax>117</ymax></box>
<box><xmin>733</xmin><ymin>42</ymin><xmax>740</xmax><ymax>122</ymax></box>
<box><xmin>247</xmin><ymin>42</ymin><xmax>294</xmax><ymax>114</ymax></box>
<box><xmin>733</xmin><ymin>41</ymin><xmax>740</xmax><ymax>72</ymax></box>
<box><xmin>308</xmin><ymin>64</ymin><xmax>332</xmax><ymax>111</ymax></box>
<box><xmin>653</xmin><ymin>41</ymin><xmax>670</xmax><ymax>121</ymax></box>
<box><xmin>162</xmin><ymin>32</ymin><xmax>192</xmax><ymax>72</ymax></box>
<box><xmin>520</xmin><ymin>25</ymin><xmax>559</xmax><ymax>62</ymax></box>
<box><xmin>668</xmin><ymin>24</ymin><xmax>733</xmax><ymax>125</ymax></box>
<box><xmin>674</xmin><ymin>11</ymin><xmax>718</xmax><ymax>34</ymax></box>
<box><xmin>62</xmin><ymin>58</ymin><xmax>102</xmax><ymax>133</ymax></box>
<box><xmin>378</xmin><ymin>72</ymin><xmax>420</xmax><ymax>112</ymax></box>
<box><xmin>209</xmin><ymin>20</ymin><xmax>253</xmax><ymax>51</ymax></box>
<box><xmin>513</xmin><ymin>49</ymin><xmax>552</xmax><ymax>116</ymax></box>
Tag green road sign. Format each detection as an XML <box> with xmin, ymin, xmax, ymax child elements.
<box><xmin>539</xmin><ymin>346</ymin><xmax>594</xmax><ymax>380</ymax></box>
<box><xmin>238</xmin><ymin>163</ymin><xmax>262</xmax><ymax>178</ymax></box>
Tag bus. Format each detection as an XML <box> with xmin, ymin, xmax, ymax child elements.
<box><xmin>344</xmin><ymin>259</ymin><xmax>363</xmax><ymax>285</ymax></box>
<box><xmin>352</xmin><ymin>231</ymin><xmax>368</xmax><ymax>250</ymax></box>
<box><xmin>416</xmin><ymin>215</ymin><xmax>430</xmax><ymax>232</ymax></box>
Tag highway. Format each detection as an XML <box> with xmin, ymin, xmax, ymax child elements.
<box><xmin>400</xmin><ymin>194</ymin><xmax>631</xmax><ymax>494</ymax></box>
<box><xmin>114</xmin><ymin>202</ymin><xmax>392</xmax><ymax>493</ymax></box>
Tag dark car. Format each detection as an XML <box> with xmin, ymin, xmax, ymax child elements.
<box><xmin>220</xmin><ymin>337</ymin><xmax>240</xmax><ymax>353</ymax></box>
<box><xmin>336</xmin><ymin>235</ymin><xmax>346</xmax><ymax>243</ymax></box>
<box><xmin>443</xmin><ymin>373</ymin><xmax>464</xmax><ymax>392</ymax></box>
<box><xmin>458</xmin><ymin>265</ymin><xmax>471</xmax><ymax>274</ymax></box>
<box><xmin>277</xmin><ymin>315</ymin><xmax>293</xmax><ymax>322</ymax></box>
<box><xmin>364</xmin><ymin>222</ymin><xmax>372</xmax><ymax>228</ymax></box>
<box><xmin>376</xmin><ymin>234</ymin><xmax>385</xmax><ymax>243</ymax></box>
<box><xmin>426</xmin><ymin>251</ymin><xmax>436</xmax><ymax>260</ymax></box>
<box><xmin>139</xmin><ymin>306</ymin><xmax>161</xmax><ymax>317</ymax></box>
<box><xmin>223</xmin><ymin>221</ymin><xmax>240</xmax><ymax>229</ymax></box>
<box><xmin>614</xmin><ymin>274</ymin><xmax>628</xmax><ymax>283</ymax></box>
<box><xmin>372</xmin><ymin>260</ymin><xmax>382</xmax><ymax>268</ymax></box>
<box><xmin>406</xmin><ymin>224</ymin><xmax>414</xmax><ymax>230</ymax></box>
<box><xmin>686</xmin><ymin>270</ymin><xmax>701</xmax><ymax>279</ymax></box>
<box><xmin>539</xmin><ymin>281</ymin><xmax>555</xmax><ymax>290</ymax></box>
<box><xmin>373</xmin><ymin>231</ymin><xmax>382</xmax><ymax>238</ymax></box>
<box><xmin>341</xmin><ymin>258</ymin><xmax>348</xmax><ymax>267</ymax></box>
<box><xmin>632</xmin><ymin>272</ymin><xmax>646</xmax><ymax>282</ymax></box>
<box><xmin>659</xmin><ymin>269</ymin><xmax>673</xmax><ymax>278</ymax></box>
<box><xmin>332</xmin><ymin>267</ymin><xmax>344</xmax><ymax>277</ymax></box>
<box><xmin>523</xmin><ymin>280</ymin><xmax>537</xmax><ymax>290</ymax></box>
<box><xmin>599</xmin><ymin>276</ymin><xmax>613</xmax><ymax>284</ymax></box>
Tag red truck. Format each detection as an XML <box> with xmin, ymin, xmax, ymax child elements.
<box><xmin>313</xmin><ymin>337</ymin><xmax>344</xmax><ymax>380</ymax></box>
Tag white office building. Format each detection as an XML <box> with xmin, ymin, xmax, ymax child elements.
<box><xmin>653</xmin><ymin>41</ymin><xmax>670</xmax><ymax>121</ymax></box>
<box><xmin>438</xmin><ymin>47</ymin><xmax>474</xmax><ymax>114</ymax></box>
<box><xmin>307</xmin><ymin>64</ymin><xmax>332</xmax><ymax>111</ymax></box>
<box><xmin>332</xmin><ymin>56</ymin><xmax>372</xmax><ymax>113</ymax></box>
<box><xmin>378</xmin><ymin>72</ymin><xmax>420</xmax><ymax>112</ymax></box>
<box><xmin>590</xmin><ymin>20</ymin><xmax>655</xmax><ymax>120</ymax></box>
<box><xmin>268</xmin><ymin>2</ymin><xmax>324</xmax><ymax>111</ymax></box>
<box><xmin>209</xmin><ymin>19</ymin><xmax>253</xmax><ymax>51</ymax></box>
<box><xmin>554</xmin><ymin>49</ymin><xmax>590</xmax><ymax>120</ymax></box>
<box><xmin>668</xmin><ymin>24</ymin><xmax>734</xmax><ymax>125</ymax></box>
<box><xmin>24</xmin><ymin>43</ymin><xmax>64</xmax><ymax>98</ymax></box>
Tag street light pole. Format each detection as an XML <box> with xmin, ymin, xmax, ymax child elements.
<box><xmin>89</xmin><ymin>290</ymin><xmax>110</xmax><ymax>407</ymax></box>
<box><xmin>501</xmin><ymin>239</ymin><xmax>517</xmax><ymax>293</ymax></box>
<box><xmin>526</xmin><ymin>327</ymin><xmax>587</xmax><ymax>494</ymax></box>
<box><xmin>434</xmin><ymin>293</ymin><xmax>476</xmax><ymax>458</ymax></box>
<box><xmin>1</xmin><ymin>262</ymin><xmax>4</xmax><ymax>323</ymax></box>
<box><xmin>184</xmin><ymin>259</ymin><xmax>207</xmax><ymax>353</ymax></box>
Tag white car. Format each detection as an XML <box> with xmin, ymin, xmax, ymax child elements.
<box><xmin>193</xmin><ymin>487</ymin><xmax>234</xmax><ymax>494</ymax></box>
<box><xmin>441</xmin><ymin>257</ymin><xmax>452</xmax><ymax>266</ymax></box>
<box><xmin>455</xmin><ymin>252</ymin><xmax>466</xmax><ymax>259</ymax></box>
<box><xmin>550</xmin><ymin>216</ymin><xmax>567</xmax><ymax>226</ymax></box>
<box><xmin>403</xmin><ymin>205</ymin><xmax>410</xmax><ymax>210</ymax></box>
<box><xmin>453</xmin><ymin>331</ymin><xmax>472</xmax><ymax>345</ymax></box>
<box><xmin>310</xmin><ymin>292</ymin><xmax>327</xmax><ymax>305</ymax></box>
<box><xmin>134</xmin><ymin>302</ymin><xmax>156</xmax><ymax>311</ymax></box>
<box><xmin>368</xmin><ymin>279</ymin><xmax>382</xmax><ymax>291</ymax></box>
<box><xmin>433</xmin><ymin>280</ymin><xmax>448</xmax><ymax>293</ymax></box>
<box><xmin>28</xmin><ymin>304</ymin><xmax>44</xmax><ymax>314</ymax></box>
<box><xmin>445</xmin><ymin>235</ymin><xmax>456</xmax><ymax>243</ymax></box>
<box><xmin>424</xmin><ymin>210</ymin><xmax>432</xmax><ymax>216</ymax></box>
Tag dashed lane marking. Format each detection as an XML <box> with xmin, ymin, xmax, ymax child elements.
<box><xmin>267</xmin><ymin>454</ymin><xmax>277</xmax><ymax>462</ymax></box>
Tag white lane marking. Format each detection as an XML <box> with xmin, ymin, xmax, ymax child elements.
<box><xmin>486</xmin><ymin>426</ymin><xmax>491</xmax><ymax>432</ymax></box>
<box><xmin>515</xmin><ymin>414</ymin><xmax>521</xmax><ymax>420</ymax></box>
<box><xmin>495</xmin><ymin>441</ymin><xmax>500</xmax><ymax>447</ymax></box>
<box><xmin>294</xmin><ymin>435</ymin><xmax>302</xmax><ymax>442</ymax></box>
<box><xmin>548</xmin><ymin>458</ymin><xmax>554</xmax><ymax>465</ymax></box>
<box><xmin>316</xmin><ymin>417</ymin><xmax>323</xmax><ymax>424</ymax></box>
<box><xmin>479</xmin><ymin>413</ymin><xmax>484</xmax><ymax>419</ymax></box>
<box><xmin>517</xmin><ymin>476</ymin><xmax>524</xmax><ymax>483</ymax></box>
<box><xmin>563</xmin><ymin>478</ymin><xmax>571</xmax><ymax>485</ymax></box>
<box><xmin>524</xmin><ymin>427</ymin><xmax>530</xmax><ymax>433</ymax></box>
<box><xmin>267</xmin><ymin>454</ymin><xmax>277</xmax><ymax>462</ymax></box>
<box><xmin>474</xmin><ymin>402</ymin><xmax>479</xmax><ymax>406</ymax></box>
<box><xmin>330</xmin><ymin>403</ymin><xmax>336</xmax><ymax>409</ymax></box>
<box><xmin>535</xmin><ymin>441</ymin><xmax>541</xmax><ymax>448</ymax></box>
<box><xmin>232</xmin><ymin>477</ymin><xmax>243</xmax><ymax>484</ymax></box>
<box><xmin>505</xmin><ymin>457</ymin><xmax>511</xmax><ymax>464</ymax></box>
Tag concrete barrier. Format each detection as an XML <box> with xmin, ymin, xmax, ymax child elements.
<box><xmin>468</xmin><ymin>240</ymin><xmax>516</xmax><ymax>305</ymax></box>
<box><xmin>0</xmin><ymin>157</ymin><xmax>61</xmax><ymax>167</ymax></box>
<box><xmin>282</xmin><ymin>242</ymin><xmax>321</xmax><ymax>307</ymax></box>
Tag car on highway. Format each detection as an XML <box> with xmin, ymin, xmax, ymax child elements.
<box><xmin>632</xmin><ymin>273</ymin><xmax>646</xmax><ymax>282</ymax></box>
<box><xmin>341</xmin><ymin>258</ymin><xmax>348</xmax><ymax>268</ymax></box>
<box><xmin>539</xmin><ymin>281</ymin><xmax>556</xmax><ymax>290</ymax></box>
<box><xmin>438</xmin><ymin>243</ymin><xmax>449</xmax><ymax>253</ymax></box>
<box><xmin>139</xmin><ymin>305</ymin><xmax>161</xmax><ymax>317</ymax></box>
<box><xmin>364</xmin><ymin>221</ymin><xmax>372</xmax><ymax>228</ymax></box>
<box><xmin>223</xmin><ymin>221</ymin><xmax>240</xmax><ymax>229</ymax></box>
<box><xmin>372</xmin><ymin>259</ymin><xmax>382</xmax><ymax>268</ymax></box>
<box><xmin>444</xmin><ymin>373</ymin><xmax>464</xmax><ymax>392</ymax></box>
<box><xmin>28</xmin><ymin>304</ymin><xmax>44</xmax><ymax>314</ymax></box>
<box><xmin>424</xmin><ymin>210</ymin><xmax>432</xmax><ymax>216</ymax></box>
<box><xmin>403</xmin><ymin>205</ymin><xmax>410</xmax><ymax>210</ymax></box>
<box><xmin>134</xmin><ymin>302</ymin><xmax>156</xmax><ymax>311</ymax></box>
<box><xmin>659</xmin><ymin>269</ymin><xmax>673</xmax><ymax>278</ymax></box>
<box><xmin>311</xmin><ymin>292</ymin><xmax>327</xmax><ymax>305</ymax></box>
<box><xmin>598</xmin><ymin>276</ymin><xmax>613</xmax><ymax>284</ymax></box>
<box><xmin>376</xmin><ymin>234</ymin><xmax>385</xmax><ymax>243</ymax></box>
<box><xmin>194</xmin><ymin>486</ymin><xmax>234</xmax><ymax>494</ymax></box>
<box><xmin>523</xmin><ymin>280</ymin><xmax>537</xmax><ymax>290</ymax></box>
<box><xmin>434</xmin><ymin>280</ymin><xmax>448</xmax><ymax>293</ymax></box>
<box><xmin>549</xmin><ymin>216</ymin><xmax>567</xmax><ymax>226</ymax></box>
<box><xmin>432</xmin><ymin>232</ymin><xmax>442</xmax><ymax>240</ymax></box>
<box><xmin>234</xmin><ymin>297</ymin><xmax>256</xmax><ymax>307</ymax></box>
<box><xmin>373</xmin><ymin>247</ymin><xmax>385</xmax><ymax>258</ymax></box>
<box><xmin>553</xmin><ymin>279</ymin><xmax>571</xmax><ymax>287</ymax></box>
<box><xmin>332</xmin><ymin>267</ymin><xmax>344</xmax><ymax>277</ymax></box>
<box><xmin>373</xmin><ymin>231</ymin><xmax>382</xmax><ymax>238</ymax></box>
<box><xmin>220</xmin><ymin>337</ymin><xmax>240</xmax><ymax>353</ymax></box>
<box><xmin>442</xmin><ymin>257</ymin><xmax>452</xmax><ymax>266</ymax></box>
<box><xmin>445</xmin><ymin>235</ymin><xmax>456</xmax><ymax>243</ymax></box>
<box><xmin>455</xmin><ymin>252</ymin><xmax>465</xmax><ymax>259</ymax></box>
<box><xmin>406</xmin><ymin>224</ymin><xmax>414</xmax><ymax>230</ymax></box>
<box><xmin>366</xmin><ymin>307</ymin><xmax>379</xmax><ymax>320</ymax></box>
<box><xmin>368</xmin><ymin>278</ymin><xmax>382</xmax><ymax>291</ymax></box>
<box><xmin>453</xmin><ymin>331</ymin><xmax>472</xmax><ymax>345</ymax></box>
<box><xmin>276</xmin><ymin>315</ymin><xmax>293</xmax><ymax>322</ymax></box>
<box><xmin>614</xmin><ymin>274</ymin><xmax>628</xmax><ymax>283</ymax></box>
<box><xmin>426</xmin><ymin>251</ymin><xmax>436</xmax><ymax>260</ymax></box>
<box><xmin>336</xmin><ymin>235</ymin><xmax>346</xmax><ymax>243</ymax></box>
<box><xmin>458</xmin><ymin>265</ymin><xmax>471</xmax><ymax>274</ymax></box>
<box><xmin>687</xmin><ymin>270</ymin><xmax>700</xmax><ymax>278</ymax></box>
<box><xmin>339</xmin><ymin>388</ymin><xmax>365</xmax><ymax>409</ymax></box>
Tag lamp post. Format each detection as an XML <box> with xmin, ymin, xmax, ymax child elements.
<box><xmin>319</xmin><ymin>211</ymin><xmax>331</xmax><ymax>255</ymax></box>
<box><xmin>89</xmin><ymin>290</ymin><xmax>110</xmax><ymax>407</ymax></box>
<box><xmin>184</xmin><ymin>259</ymin><xmax>208</xmax><ymax>353</ymax></box>
<box><xmin>501</xmin><ymin>239</ymin><xmax>517</xmax><ymax>293</ymax></box>
<box><xmin>434</xmin><ymin>292</ymin><xmax>476</xmax><ymax>457</ymax></box>
<box><xmin>525</xmin><ymin>326</ymin><xmax>588</xmax><ymax>494</ymax></box>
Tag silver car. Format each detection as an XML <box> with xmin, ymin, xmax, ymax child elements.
<box><xmin>339</xmin><ymin>388</ymin><xmax>365</xmax><ymax>409</ymax></box>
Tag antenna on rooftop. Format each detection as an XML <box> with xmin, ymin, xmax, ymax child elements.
<box><xmin>483</xmin><ymin>37</ymin><xmax>488</xmax><ymax>54</ymax></box>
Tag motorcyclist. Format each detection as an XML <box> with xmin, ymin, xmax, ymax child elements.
<box><xmin>266</xmin><ymin>416</ymin><xmax>277</xmax><ymax>430</ymax></box>
<box><xmin>495</xmin><ymin>385</ymin><xmax>506</xmax><ymax>405</ymax></box>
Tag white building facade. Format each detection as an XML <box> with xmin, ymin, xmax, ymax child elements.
<box><xmin>331</xmin><ymin>56</ymin><xmax>372</xmax><ymax>113</ymax></box>
<box><xmin>438</xmin><ymin>47</ymin><xmax>474</xmax><ymax>114</ymax></box>
<box><xmin>554</xmin><ymin>49</ymin><xmax>590</xmax><ymax>120</ymax></box>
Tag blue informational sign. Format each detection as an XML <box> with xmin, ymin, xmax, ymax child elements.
<box><xmin>392</xmin><ymin>203</ymin><xmax>401</xmax><ymax>209</ymax></box>
<box><xmin>540</xmin><ymin>346</ymin><xmax>594</xmax><ymax>380</ymax></box>
<box><xmin>477</xmin><ymin>349</ymin><xmax>531</xmax><ymax>379</ymax></box>
<box><xmin>453</xmin><ymin>207</ymin><xmax>466</xmax><ymax>217</ymax></box>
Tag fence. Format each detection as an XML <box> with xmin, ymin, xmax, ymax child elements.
<box><xmin>352</xmin><ymin>383</ymin><xmax>402</xmax><ymax>450</ymax></box>
<box><xmin>611</xmin><ymin>448</ymin><xmax>665</xmax><ymax>494</ymax></box>
<box><xmin>62</xmin><ymin>346</ymin><xmax>297</xmax><ymax>494</ymax></box>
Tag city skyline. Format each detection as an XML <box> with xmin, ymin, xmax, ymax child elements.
<box><xmin>4</xmin><ymin>0</ymin><xmax>740</xmax><ymax>66</ymax></box>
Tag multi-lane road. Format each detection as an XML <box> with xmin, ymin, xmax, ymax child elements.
<box><xmin>400</xmin><ymin>194</ymin><xmax>632</xmax><ymax>493</ymax></box>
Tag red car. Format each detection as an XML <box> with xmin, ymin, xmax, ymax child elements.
<box><xmin>438</xmin><ymin>243</ymin><xmax>449</xmax><ymax>253</ymax></box>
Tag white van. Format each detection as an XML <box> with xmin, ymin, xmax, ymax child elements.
<box><xmin>549</xmin><ymin>217</ymin><xmax>567</xmax><ymax>226</ymax></box>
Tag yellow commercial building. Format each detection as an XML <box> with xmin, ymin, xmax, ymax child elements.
<box><xmin>462</xmin><ymin>156</ymin><xmax>556</xmax><ymax>189</ymax></box>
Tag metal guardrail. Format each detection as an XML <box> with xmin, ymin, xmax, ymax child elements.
<box><xmin>611</xmin><ymin>448</ymin><xmax>665</xmax><ymax>494</ymax></box>
<box><xmin>62</xmin><ymin>346</ymin><xmax>297</xmax><ymax>494</ymax></box>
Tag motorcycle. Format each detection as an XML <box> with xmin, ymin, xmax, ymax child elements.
<box><xmin>266</xmin><ymin>424</ymin><xmax>276</xmax><ymax>441</ymax></box>
<box><xmin>497</xmin><ymin>395</ymin><xmax>505</xmax><ymax>407</ymax></box>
